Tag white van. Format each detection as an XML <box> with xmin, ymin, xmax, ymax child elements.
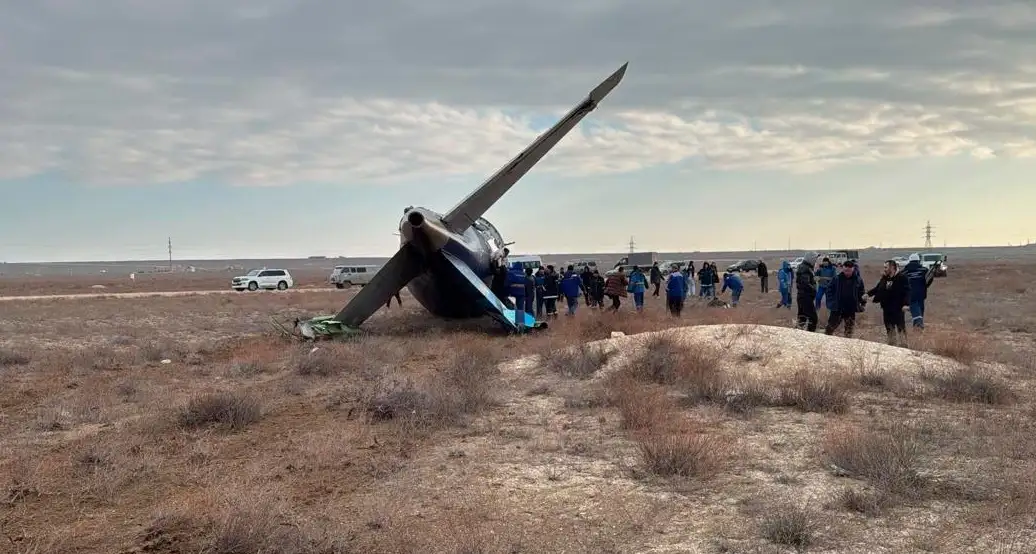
<box><xmin>507</xmin><ymin>255</ymin><xmax>543</xmax><ymax>271</ymax></box>
<box><xmin>329</xmin><ymin>265</ymin><xmax>381</xmax><ymax>288</ymax></box>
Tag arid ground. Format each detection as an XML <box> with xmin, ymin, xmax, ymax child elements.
<box><xmin>1</xmin><ymin>262</ymin><xmax>1034</xmax><ymax>553</ymax></box>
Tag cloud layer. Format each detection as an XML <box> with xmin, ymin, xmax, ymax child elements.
<box><xmin>2</xmin><ymin>0</ymin><xmax>1035</xmax><ymax>185</ymax></box>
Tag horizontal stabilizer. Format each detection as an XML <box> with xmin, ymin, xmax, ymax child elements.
<box><xmin>334</xmin><ymin>243</ymin><xmax>425</xmax><ymax>327</ymax></box>
<box><xmin>441</xmin><ymin>250</ymin><xmax>539</xmax><ymax>331</ymax></box>
<box><xmin>441</xmin><ymin>62</ymin><xmax>629</xmax><ymax>233</ymax></box>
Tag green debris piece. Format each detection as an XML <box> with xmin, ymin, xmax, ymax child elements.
<box><xmin>270</xmin><ymin>315</ymin><xmax>362</xmax><ymax>341</ymax></box>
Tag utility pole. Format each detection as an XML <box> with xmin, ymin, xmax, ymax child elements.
<box><xmin>168</xmin><ymin>237</ymin><xmax>173</xmax><ymax>270</ymax></box>
<box><xmin>923</xmin><ymin>221</ymin><xmax>934</xmax><ymax>248</ymax></box>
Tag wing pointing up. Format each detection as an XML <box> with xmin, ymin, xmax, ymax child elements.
<box><xmin>441</xmin><ymin>62</ymin><xmax>628</xmax><ymax>232</ymax></box>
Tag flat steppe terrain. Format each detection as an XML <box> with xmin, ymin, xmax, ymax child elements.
<box><xmin>1</xmin><ymin>261</ymin><xmax>1034</xmax><ymax>553</ymax></box>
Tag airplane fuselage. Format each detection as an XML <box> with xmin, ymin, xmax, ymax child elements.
<box><xmin>398</xmin><ymin>207</ymin><xmax>505</xmax><ymax>319</ymax></box>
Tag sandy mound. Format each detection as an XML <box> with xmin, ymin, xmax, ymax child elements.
<box><xmin>579</xmin><ymin>323</ymin><xmax>975</xmax><ymax>383</ymax></box>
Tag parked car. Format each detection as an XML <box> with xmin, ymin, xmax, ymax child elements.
<box><xmin>726</xmin><ymin>259</ymin><xmax>761</xmax><ymax>273</ymax></box>
<box><xmin>919</xmin><ymin>252</ymin><xmax>949</xmax><ymax>277</ymax></box>
<box><xmin>329</xmin><ymin>265</ymin><xmax>380</xmax><ymax>288</ymax></box>
<box><xmin>231</xmin><ymin>268</ymin><xmax>293</xmax><ymax>291</ymax></box>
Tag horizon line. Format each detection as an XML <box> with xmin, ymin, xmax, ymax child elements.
<box><xmin>3</xmin><ymin>243</ymin><xmax>1032</xmax><ymax>265</ymax></box>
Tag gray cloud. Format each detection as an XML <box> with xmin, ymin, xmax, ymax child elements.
<box><xmin>1</xmin><ymin>0</ymin><xmax>1034</xmax><ymax>184</ymax></box>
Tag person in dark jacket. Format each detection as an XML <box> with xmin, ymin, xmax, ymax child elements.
<box><xmin>687</xmin><ymin>261</ymin><xmax>696</xmax><ymax>280</ymax></box>
<box><xmin>867</xmin><ymin>259</ymin><xmax>911</xmax><ymax>346</ymax></box>
<box><xmin>699</xmin><ymin>263</ymin><xmax>716</xmax><ymax>298</ymax></box>
<box><xmin>506</xmin><ymin>262</ymin><xmax>528</xmax><ymax>332</ymax></box>
<box><xmin>542</xmin><ymin>265</ymin><xmax>560</xmax><ymax>317</ymax></box>
<box><xmin>587</xmin><ymin>269</ymin><xmax>605</xmax><ymax>308</ymax></box>
<box><xmin>757</xmin><ymin>260</ymin><xmax>769</xmax><ymax>293</ymax></box>
<box><xmin>523</xmin><ymin>267</ymin><xmax>535</xmax><ymax>318</ymax></box>
<box><xmin>534</xmin><ymin>267</ymin><xmax>546</xmax><ymax>318</ymax></box>
<box><xmin>796</xmin><ymin>253</ymin><xmax>819</xmax><ymax>331</ymax></box>
<box><xmin>823</xmin><ymin>260</ymin><xmax>865</xmax><ymax>337</ymax></box>
<box><xmin>491</xmin><ymin>262</ymin><xmax>513</xmax><ymax>309</ymax></box>
<box><xmin>580</xmin><ymin>266</ymin><xmax>593</xmax><ymax>306</ymax></box>
<box><xmin>815</xmin><ymin>257</ymin><xmax>837</xmax><ymax>312</ymax></box>
<box><xmin>902</xmin><ymin>253</ymin><xmax>931</xmax><ymax>328</ymax></box>
<box><xmin>560</xmin><ymin>266</ymin><xmax>582</xmax><ymax>315</ymax></box>
<box><xmin>650</xmin><ymin>262</ymin><xmax>663</xmax><ymax>297</ymax></box>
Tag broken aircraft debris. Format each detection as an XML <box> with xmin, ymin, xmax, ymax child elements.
<box><xmin>284</xmin><ymin>62</ymin><xmax>629</xmax><ymax>339</ymax></box>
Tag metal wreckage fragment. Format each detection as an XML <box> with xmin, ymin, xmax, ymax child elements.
<box><xmin>270</xmin><ymin>315</ymin><xmax>362</xmax><ymax>341</ymax></box>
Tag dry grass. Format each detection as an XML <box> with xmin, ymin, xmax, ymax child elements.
<box><xmin>2</xmin><ymin>260</ymin><xmax>1036</xmax><ymax>552</ymax></box>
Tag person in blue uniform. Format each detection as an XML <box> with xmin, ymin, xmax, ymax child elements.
<box><xmin>507</xmin><ymin>262</ymin><xmax>528</xmax><ymax>332</ymax></box>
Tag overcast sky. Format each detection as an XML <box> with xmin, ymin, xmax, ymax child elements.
<box><xmin>1</xmin><ymin>0</ymin><xmax>1034</xmax><ymax>262</ymax></box>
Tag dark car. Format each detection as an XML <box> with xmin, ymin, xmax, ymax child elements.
<box><xmin>726</xmin><ymin>259</ymin><xmax>761</xmax><ymax>273</ymax></box>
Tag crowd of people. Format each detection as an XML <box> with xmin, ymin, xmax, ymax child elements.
<box><xmin>495</xmin><ymin>252</ymin><xmax>935</xmax><ymax>343</ymax></box>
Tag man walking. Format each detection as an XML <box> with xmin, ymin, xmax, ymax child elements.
<box><xmin>824</xmin><ymin>260</ymin><xmax>865</xmax><ymax>337</ymax></box>
<box><xmin>867</xmin><ymin>259</ymin><xmax>911</xmax><ymax>346</ymax></box>
<box><xmin>902</xmin><ymin>253</ymin><xmax>931</xmax><ymax>329</ymax></box>
<box><xmin>650</xmin><ymin>262</ymin><xmax>663</xmax><ymax>297</ymax></box>
<box><xmin>796</xmin><ymin>253</ymin><xmax>820</xmax><ymax>331</ymax></box>
<box><xmin>666</xmin><ymin>264</ymin><xmax>688</xmax><ymax>316</ymax></box>
<box><xmin>757</xmin><ymin>260</ymin><xmax>769</xmax><ymax>293</ymax></box>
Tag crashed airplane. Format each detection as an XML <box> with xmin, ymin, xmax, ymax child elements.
<box><xmin>290</xmin><ymin>63</ymin><xmax>628</xmax><ymax>339</ymax></box>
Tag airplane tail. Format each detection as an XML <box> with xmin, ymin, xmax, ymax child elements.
<box><xmin>440</xmin><ymin>62</ymin><xmax>629</xmax><ymax>233</ymax></box>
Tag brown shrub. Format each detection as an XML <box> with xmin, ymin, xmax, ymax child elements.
<box><xmin>544</xmin><ymin>343</ymin><xmax>613</xmax><ymax>379</ymax></box>
<box><xmin>0</xmin><ymin>347</ymin><xmax>31</xmax><ymax>366</ymax></box>
<box><xmin>759</xmin><ymin>503</ymin><xmax>817</xmax><ymax>548</ymax></box>
<box><xmin>608</xmin><ymin>378</ymin><xmax>676</xmax><ymax>431</ymax></box>
<box><xmin>822</xmin><ymin>422</ymin><xmax>925</xmax><ymax>497</ymax></box>
<box><xmin>921</xmin><ymin>366</ymin><xmax>1015</xmax><ymax>405</ymax></box>
<box><xmin>919</xmin><ymin>330</ymin><xmax>984</xmax><ymax>364</ymax></box>
<box><xmin>177</xmin><ymin>391</ymin><xmax>262</xmax><ymax>431</ymax></box>
<box><xmin>775</xmin><ymin>369</ymin><xmax>852</xmax><ymax>414</ymax></box>
<box><xmin>365</xmin><ymin>342</ymin><xmax>500</xmax><ymax>427</ymax></box>
<box><xmin>625</xmin><ymin>334</ymin><xmax>724</xmax><ymax>388</ymax></box>
<box><xmin>837</xmin><ymin>487</ymin><xmax>891</xmax><ymax>516</ymax></box>
<box><xmin>636</xmin><ymin>430</ymin><xmax>726</xmax><ymax>479</ymax></box>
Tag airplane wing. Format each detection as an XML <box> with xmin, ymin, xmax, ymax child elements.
<box><xmin>441</xmin><ymin>62</ymin><xmax>629</xmax><ymax>233</ymax></box>
<box><xmin>334</xmin><ymin>243</ymin><xmax>424</xmax><ymax>327</ymax></box>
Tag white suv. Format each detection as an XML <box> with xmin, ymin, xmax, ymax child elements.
<box><xmin>231</xmin><ymin>268</ymin><xmax>294</xmax><ymax>291</ymax></box>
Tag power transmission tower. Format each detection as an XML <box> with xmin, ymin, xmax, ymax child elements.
<box><xmin>168</xmin><ymin>237</ymin><xmax>173</xmax><ymax>270</ymax></box>
<box><xmin>923</xmin><ymin>221</ymin><xmax>934</xmax><ymax>248</ymax></box>
<box><xmin>628</xmin><ymin>236</ymin><xmax>635</xmax><ymax>254</ymax></box>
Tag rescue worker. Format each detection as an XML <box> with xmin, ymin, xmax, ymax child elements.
<box><xmin>650</xmin><ymin>262</ymin><xmax>663</xmax><ymax>297</ymax></box>
<box><xmin>628</xmin><ymin>265</ymin><xmax>648</xmax><ymax>311</ymax></box>
<box><xmin>506</xmin><ymin>262</ymin><xmax>527</xmax><ymax>332</ymax></box>
<box><xmin>823</xmin><ymin>260</ymin><xmax>866</xmax><ymax>337</ymax></box>
<box><xmin>542</xmin><ymin>265</ymin><xmax>560</xmax><ymax>317</ymax></box>
<box><xmin>666</xmin><ymin>264</ymin><xmax>688</xmax><ymax>316</ymax></box>
<box><xmin>491</xmin><ymin>263</ymin><xmax>513</xmax><ymax>309</ymax></box>
<box><xmin>815</xmin><ymin>257</ymin><xmax>836</xmax><ymax>312</ymax></box>
<box><xmin>603</xmin><ymin>266</ymin><xmax>628</xmax><ymax>312</ymax></box>
<box><xmin>384</xmin><ymin>291</ymin><xmax>402</xmax><ymax>309</ymax></box>
<box><xmin>757</xmin><ymin>260</ymin><xmax>769</xmax><ymax>293</ymax></box>
<box><xmin>560</xmin><ymin>266</ymin><xmax>583</xmax><ymax>315</ymax></box>
<box><xmin>523</xmin><ymin>267</ymin><xmax>535</xmax><ymax>318</ymax></box>
<box><xmin>588</xmin><ymin>269</ymin><xmax>606</xmax><ymax>308</ymax></box>
<box><xmin>866</xmin><ymin>259</ymin><xmax>911</xmax><ymax>346</ymax></box>
<box><xmin>534</xmin><ymin>267</ymin><xmax>546</xmax><ymax>318</ymax></box>
<box><xmin>796</xmin><ymin>253</ymin><xmax>820</xmax><ymax>331</ymax></box>
<box><xmin>776</xmin><ymin>260</ymin><xmax>793</xmax><ymax>308</ymax></box>
<box><xmin>902</xmin><ymin>253</ymin><xmax>931</xmax><ymax>329</ymax></box>
<box><xmin>721</xmin><ymin>270</ymin><xmax>744</xmax><ymax>307</ymax></box>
